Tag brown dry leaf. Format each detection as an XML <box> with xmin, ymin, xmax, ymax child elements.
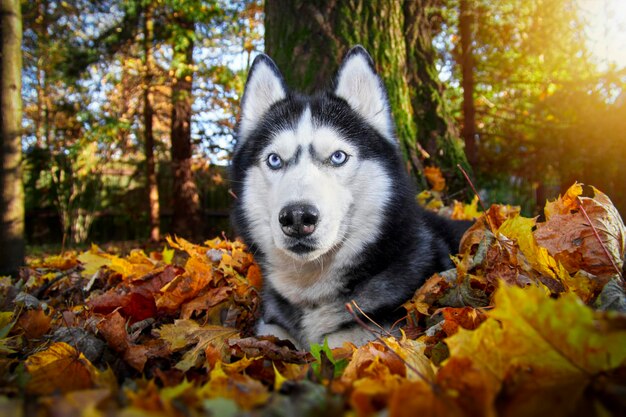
<box><xmin>15</xmin><ymin>308</ymin><xmax>53</xmax><ymax>339</ymax></box>
<box><xmin>180</xmin><ymin>286</ymin><xmax>232</xmax><ymax>320</ymax></box>
<box><xmin>404</xmin><ymin>269</ymin><xmax>492</xmax><ymax>320</ymax></box>
<box><xmin>156</xmin><ymin>319</ymin><xmax>238</xmax><ymax>371</ymax></box>
<box><xmin>535</xmin><ymin>183</ymin><xmax>625</xmax><ymax>277</ymax></box>
<box><xmin>459</xmin><ymin>204</ymin><xmax>520</xmax><ymax>255</ymax></box>
<box><xmin>25</xmin><ymin>342</ymin><xmax>103</xmax><ymax>395</ymax></box>
<box><xmin>499</xmin><ymin>215</ymin><xmax>598</xmax><ymax>300</ymax></box>
<box><xmin>228</xmin><ymin>336</ymin><xmax>310</xmax><ymax>364</ymax></box>
<box><xmin>96</xmin><ymin>310</ymin><xmax>169</xmax><ymax>372</ymax></box>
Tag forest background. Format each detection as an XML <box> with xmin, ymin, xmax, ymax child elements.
<box><xmin>2</xmin><ymin>0</ymin><xmax>626</xmax><ymax>274</ymax></box>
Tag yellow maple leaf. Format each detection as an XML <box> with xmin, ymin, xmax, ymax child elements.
<box><xmin>25</xmin><ymin>342</ymin><xmax>104</xmax><ymax>395</ymax></box>
<box><xmin>451</xmin><ymin>195</ymin><xmax>482</xmax><ymax>220</ymax></box>
<box><xmin>77</xmin><ymin>244</ymin><xmax>112</xmax><ymax>277</ymax></box>
<box><xmin>544</xmin><ymin>182</ymin><xmax>583</xmax><ymax>219</ymax></box>
<box><xmin>444</xmin><ymin>284</ymin><xmax>626</xmax><ymax>416</ymax></box>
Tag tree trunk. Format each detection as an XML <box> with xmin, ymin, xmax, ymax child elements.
<box><xmin>404</xmin><ymin>0</ymin><xmax>471</xmax><ymax>192</ymax></box>
<box><xmin>265</xmin><ymin>0</ymin><xmax>469</xmax><ymax>192</ymax></box>
<box><xmin>459</xmin><ymin>0</ymin><xmax>478</xmax><ymax>169</ymax></box>
<box><xmin>1</xmin><ymin>0</ymin><xmax>25</xmax><ymax>275</ymax></box>
<box><xmin>170</xmin><ymin>15</ymin><xmax>200</xmax><ymax>239</ymax></box>
<box><xmin>143</xmin><ymin>2</ymin><xmax>160</xmax><ymax>242</ymax></box>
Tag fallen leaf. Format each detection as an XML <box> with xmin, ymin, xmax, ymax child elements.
<box><xmin>424</xmin><ymin>166</ymin><xmax>446</xmax><ymax>192</ymax></box>
<box><xmin>40</xmin><ymin>388</ymin><xmax>110</xmax><ymax>417</ymax></box>
<box><xmin>228</xmin><ymin>336</ymin><xmax>310</xmax><ymax>364</ymax></box>
<box><xmin>180</xmin><ymin>286</ymin><xmax>232</xmax><ymax>319</ymax></box>
<box><xmin>438</xmin><ymin>306</ymin><xmax>487</xmax><ymax>336</ymax></box>
<box><xmin>77</xmin><ymin>244</ymin><xmax>112</xmax><ymax>277</ymax></box>
<box><xmin>535</xmin><ymin>184</ymin><xmax>626</xmax><ymax>277</ymax></box>
<box><xmin>15</xmin><ymin>308</ymin><xmax>52</xmax><ymax>339</ymax></box>
<box><xmin>88</xmin><ymin>265</ymin><xmax>182</xmax><ymax>322</ymax></box>
<box><xmin>156</xmin><ymin>319</ymin><xmax>238</xmax><ymax>371</ymax></box>
<box><xmin>156</xmin><ymin>258</ymin><xmax>215</xmax><ymax>314</ymax></box>
<box><xmin>25</xmin><ymin>342</ymin><xmax>103</xmax><ymax>395</ymax></box>
<box><xmin>198</xmin><ymin>362</ymin><xmax>270</xmax><ymax>410</ymax></box>
<box><xmin>444</xmin><ymin>284</ymin><xmax>626</xmax><ymax>416</ymax></box>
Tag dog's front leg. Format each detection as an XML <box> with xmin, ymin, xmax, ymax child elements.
<box><xmin>256</xmin><ymin>319</ymin><xmax>302</xmax><ymax>349</ymax></box>
<box><xmin>301</xmin><ymin>303</ymin><xmax>376</xmax><ymax>348</ymax></box>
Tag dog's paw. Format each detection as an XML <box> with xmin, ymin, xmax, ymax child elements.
<box><xmin>324</xmin><ymin>326</ymin><xmax>375</xmax><ymax>348</ymax></box>
<box><xmin>256</xmin><ymin>320</ymin><xmax>301</xmax><ymax>349</ymax></box>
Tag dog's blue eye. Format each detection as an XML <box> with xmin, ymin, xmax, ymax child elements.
<box><xmin>329</xmin><ymin>150</ymin><xmax>348</xmax><ymax>166</ymax></box>
<box><xmin>266</xmin><ymin>153</ymin><xmax>283</xmax><ymax>169</ymax></box>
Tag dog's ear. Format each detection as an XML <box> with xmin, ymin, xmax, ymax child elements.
<box><xmin>238</xmin><ymin>54</ymin><xmax>287</xmax><ymax>142</ymax></box>
<box><xmin>334</xmin><ymin>46</ymin><xmax>395</xmax><ymax>143</ymax></box>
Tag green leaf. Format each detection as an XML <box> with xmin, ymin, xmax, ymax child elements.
<box><xmin>310</xmin><ymin>339</ymin><xmax>348</xmax><ymax>379</ymax></box>
<box><xmin>162</xmin><ymin>246</ymin><xmax>175</xmax><ymax>265</ymax></box>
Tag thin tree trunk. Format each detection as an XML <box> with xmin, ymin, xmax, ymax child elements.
<box><xmin>1</xmin><ymin>0</ymin><xmax>25</xmax><ymax>275</ymax></box>
<box><xmin>143</xmin><ymin>2</ymin><xmax>160</xmax><ymax>242</ymax></box>
<box><xmin>170</xmin><ymin>16</ymin><xmax>200</xmax><ymax>239</ymax></box>
<box><xmin>459</xmin><ymin>0</ymin><xmax>478</xmax><ymax>169</ymax></box>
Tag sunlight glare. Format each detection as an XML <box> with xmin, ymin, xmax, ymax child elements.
<box><xmin>578</xmin><ymin>0</ymin><xmax>626</xmax><ymax>69</ymax></box>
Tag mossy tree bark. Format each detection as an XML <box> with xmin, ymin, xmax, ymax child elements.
<box><xmin>1</xmin><ymin>0</ymin><xmax>25</xmax><ymax>275</ymax></box>
<box><xmin>265</xmin><ymin>0</ymin><xmax>470</xmax><ymax>192</ymax></box>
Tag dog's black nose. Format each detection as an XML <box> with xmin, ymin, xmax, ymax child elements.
<box><xmin>279</xmin><ymin>203</ymin><xmax>319</xmax><ymax>237</ymax></box>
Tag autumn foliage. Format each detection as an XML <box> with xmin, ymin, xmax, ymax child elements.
<box><xmin>1</xmin><ymin>183</ymin><xmax>625</xmax><ymax>416</ymax></box>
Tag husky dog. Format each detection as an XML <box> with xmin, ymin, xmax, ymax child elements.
<box><xmin>231</xmin><ymin>46</ymin><xmax>469</xmax><ymax>348</ymax></box>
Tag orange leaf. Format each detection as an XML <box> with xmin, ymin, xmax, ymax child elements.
<box><xmin>439</xmin><ymin>307</ymin><xmax>487</xmax><ymax>336</ymax></box>
<box><xmin>156</xmin><ymin>257</ymin><xmax>215</xmax><ymax>314</ymax></box>
<box><xmin>424</xmin><ymin>166</ymin><xmax>446</xmax><ymax>192</ymax></box>
<box><xmin>15</xmin><ymin>308</ymin><xmax>52</xmax><ymax>339</ymax></box>
<box><xmin>25</xmin><ymin>342</ymin><xmax>101</xmax><ymax>395</ymax></box>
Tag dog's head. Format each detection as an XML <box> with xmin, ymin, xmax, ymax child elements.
<box><xmin>232</xmin><ymin>46</ymin><xmax>401</xmax><ymax>264</ymax></box>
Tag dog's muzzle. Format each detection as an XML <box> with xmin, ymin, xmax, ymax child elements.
<box><xmin>279</xmin><ymin>203</ymin><xmax>319</xmax><ymax>238</ymax></box>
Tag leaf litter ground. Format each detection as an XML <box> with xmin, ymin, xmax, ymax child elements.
<box><xmin>1</xmin><ymin>183</ymin><xmax>626</xmax><ymax>416</ymax></box>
